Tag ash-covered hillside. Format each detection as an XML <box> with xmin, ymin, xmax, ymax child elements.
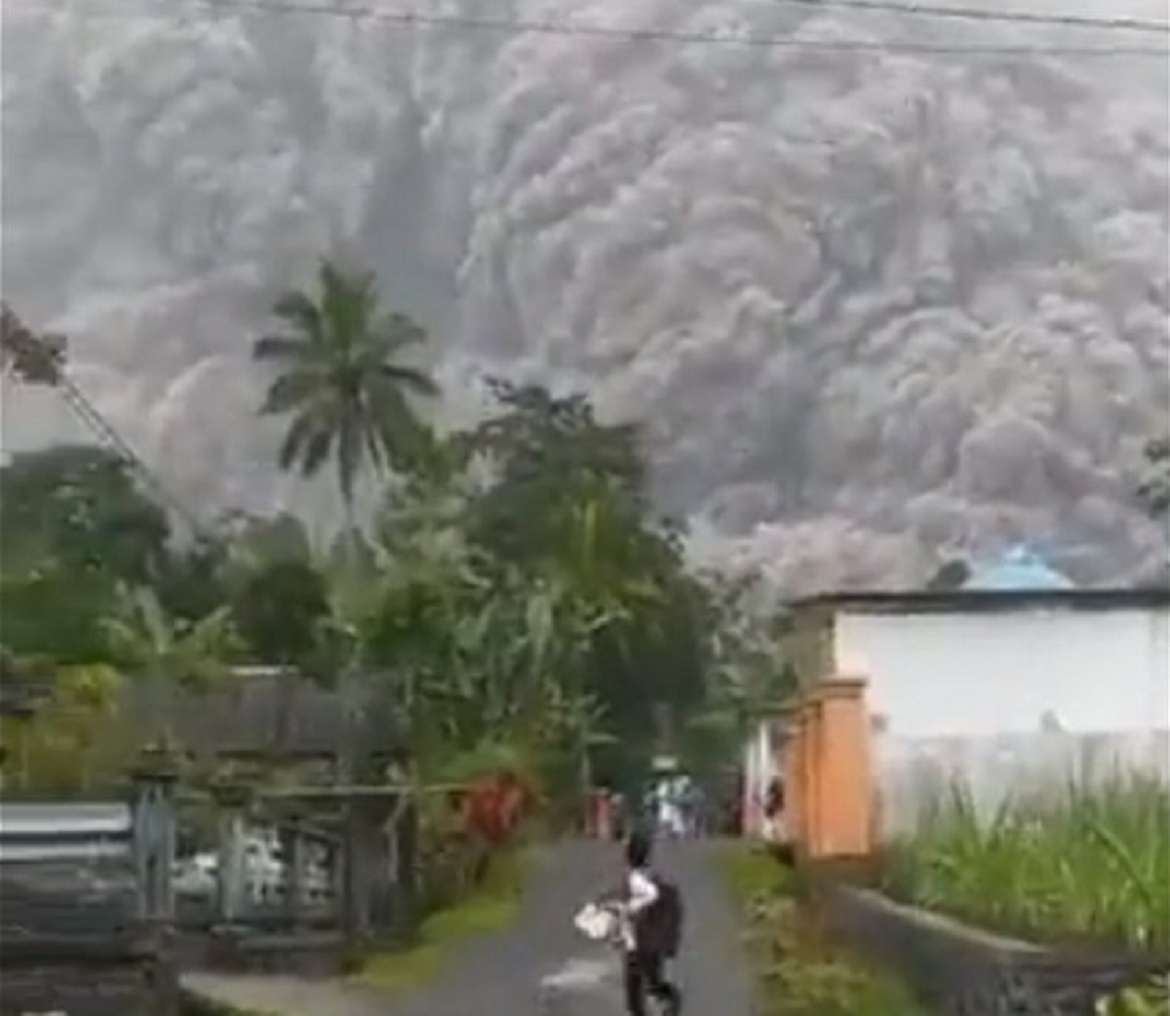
<box><xmin>3</xmin><ymin>0</ymin><xmax>1167</xmax><ymax>589</ymax></box>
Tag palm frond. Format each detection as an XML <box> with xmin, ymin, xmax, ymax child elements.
<box><xmin>254</xmin><ymin>332</ymin><xmax>313</xmax><ymax>362</ymax></box>
<box><xmin>381</xmin><ymin>312</ymin><xmax>429</xmax><ymax>352</ymax></box>
<box><xmin>374</xmin><ymin>362</ymin><xmax>440</xmax><ymax>398</ymax></box>
<box><xmin>278</xmin><ymin>412</ymin><xmax>321</xmax><ymax>471</ymax></box>
<box><xmin>300</xmin><ymin>426</ymin><xmax>334</xmax><ymax>477</ymax></box>
<box><xmin>258</xmin><ymin>260</ymin><xmax>438</xmax><ymax>499</ymax></box>
<box><xmin>260</xmin><ymin>368</ymin><xmax>325</xmax><ymax>415</ymax></box>
<box><xmin>270</xmin><ymin>291</ymin><xmax>324</xmax><ymax>344</ymax></box>
<box><xmin>319</xmin><ymin>262</ymin><xmax>376</xmax><ymax>348</ymax></box>
<box><xmin>336</xmin><ymin>409</ymin><xmax>363</xmax><ymax>509</ymax></box>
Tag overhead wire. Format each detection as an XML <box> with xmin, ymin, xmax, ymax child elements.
<box><xmin>5</xmin><ymin>0</ymin><xmax>1164</xmax><ymax>528</ymax></box>
<box><xmin>761</xmin><ymin>0</ymin><xmax>1170</xmax><ymax>34</ymax></box>
<box><xmin>24</xmin><ymin>0</ymin><xmax>1170</xmax><ymax>57</ymax></box>
<box><xmin>52</xmin><ymin>373</ymin><xmax>207</xmax><ymax>537</ymax></box>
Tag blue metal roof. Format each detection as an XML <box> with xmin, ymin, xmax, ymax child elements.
<box><xmin>962</xmin><ymin>545</ymin><xmax>1074</xmax><ymax>591</ymax></box>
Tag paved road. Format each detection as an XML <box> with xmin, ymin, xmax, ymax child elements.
<box><xmin>184</xmin><ymin>838</ymin><xmax>753</xmax><ymax>1016</ymax></box>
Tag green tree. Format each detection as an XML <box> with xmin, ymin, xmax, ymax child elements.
<box><xmin>231</xmin><ymin>559</ymin><xmax>331</xmax><ymax>669</ymax></box>
<box><xmin>462</xmin><ymin>378</ymin><xmax>648</xmax><ymax>565</ymax></box>
<box><xmin>231</xmin><ymin>558</ymin><xmax>333</xmax><ymax>753</ymax></box>
<box><xmin>457</xmin><ymin>381</ymin><xmax>706</xmax><ymax>788</ymax></box>
<box><xmin>155</xmin><ymin>531</ymin><xmax>233</xmax><ymax>623</ymax></box>
<box><xmin>0</xmin><ymin>444</ymin><xmax>170</xmax><ymax>585</ymax></box>
<box><xmin>679</xmin><ymin>572</ymin><xmax>795</xmax><ymax>784</ymax></box>
<box><xmin>103</xmin><ymin>585</ymin><xmax>239</xmax><ymax>695</ymax></box>
<box><xmin>1</xmin><ymin>663</ymin><xmax>131</xmax><ymax>795</ymax></box>
<box><xmin>253</xmin><ymin>261</ymin><xmax>439</xmax><ymax>526</ymax></box>
<box><xmin>0</xmin><ymin>444</ymin><xmax>172</xmax><ymax>661</ymax></box>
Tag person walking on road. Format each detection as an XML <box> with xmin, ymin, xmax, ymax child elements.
<box><xmin>615</xmin><ymin>829</ymin><xmax>684</xmax><ymax>1016</ymax></box>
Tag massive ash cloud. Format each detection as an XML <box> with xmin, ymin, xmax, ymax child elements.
<box><xmin>2</xmin><ymin>0</ymin><xmax>1168</xmax><ymax>590</ymax></box>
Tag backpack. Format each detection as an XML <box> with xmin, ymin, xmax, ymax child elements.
<box><xmin>637</xmin><ymin>874</ymin><xmax>684</xmax><ymax>958</ymax></box>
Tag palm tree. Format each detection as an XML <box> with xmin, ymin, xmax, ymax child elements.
<box><xmin>253</xmin><ymin>261</ymin><xmax>439</xmax><ymax>527</ymax></box>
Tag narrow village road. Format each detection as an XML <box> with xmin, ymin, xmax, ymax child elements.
<box><xmin>183</xmin><ymin>838</ymin><xmax>754</xmax><ymax>1016</ymax></box>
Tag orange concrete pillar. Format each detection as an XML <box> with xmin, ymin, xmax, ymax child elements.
<box><xmin>778</xmin><ymin>706</ymin><xmax>803</xmax><ymax>847</ymax></box>
<box><xmin>814</xmin><ymin>676</ymin><xmax>872</xmax><ymax>859</ymax></box>
<box><xmin>803</xmin><ymin>695</ymin><xmax>825</xmax><ymax>859</ymax></box>
<box><xmin>797</xmin><ymin>698</ymin><xmax>816</xmax><ymax>857</ymax></box>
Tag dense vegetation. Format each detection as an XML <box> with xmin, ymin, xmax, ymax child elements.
<box><xmin>0</xmin><ymin>270</ymin><xmax>787</xmax><ymax>807</ymax></box>
<box><xmin>720</xmin><ymin>844</ymin><xmax>925</xmax><ymax>1016</ymax></box>
<box><xmin>883</xmin><ymin>775</ymin><xmax>1170</xmax><ymax>952</ymax></box>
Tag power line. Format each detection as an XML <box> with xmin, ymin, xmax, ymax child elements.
<box><xmin>765</xmin><ymin>0</ymin><xmax>1170</xmax><ymax>35</ymax></box>
<box><xmin>28</xmin><ymin>0</ymin><xmax>1170</xmax><ymax>57</ymax></box>
<box><xmin>54</xmin><ymin>373</ymin><xmax>208</xmax><ymax>537</ymax></box>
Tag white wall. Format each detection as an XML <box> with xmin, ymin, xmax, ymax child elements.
<box><xmin>877</xmin><ymin>729</ymin><xmax>1170</xmax><ymax>834</ymax></box>
<box><xmin>742</xmin><ymin>720</ymin><xmax>778</xmax><ymax>837</ymax></box>
<box><xmin>835</xmin><ymin>607</ymin><xmax>1170</xmax><ymax>738</ymax></box>
<box><xmin>832</xmin><ymin>604</ymin><xmax>1170</xmax><ymax>835</ymax></box>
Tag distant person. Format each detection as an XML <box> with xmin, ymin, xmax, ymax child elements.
<box><xmin>603</xmin><ymin>829</ymin><xmax>684</xmax><ymax>1016</ymax></box>
<box><xmin>658</xmin><ymin>782</ymin><xmax>685</xmax><ymax>839</ymax></box>
<box><xmin>762</xmin><ymin>775</ymin><xmax>785</xmax><ymax>843</ymax></box>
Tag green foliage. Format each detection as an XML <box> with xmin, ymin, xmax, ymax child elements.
<box><xmin>719</xmin><ymin>844</ymin><xmax>925</xmax><ymax>1016</ymax></box>
<box><xmin>462</xmin><ymin>377</ymin><xmax>651</xmax><ymax>564</ymax></box>
<box><xmin>0</xmin><ymin>444</ymin><xmax>172</xmax><ymax>660</ymax></box>
<box><xmin>102</xmin><ymin>585</ymin><xmax>240</xmax><ymax>692</ymax></box>
<box><xmin>0</xmin><ymin>443</ymin><xmax>169</xmax><ymax>584</ymax></box>
<box><xmin>885</xmin><ymin>774</ymin><xmax>1170</xmax><ymax>950</ymax></box>
<box><xmin>4</xmin><ymin>267</ymin><xmax>782</xmax><ymax>810</ymax></box>
<box><xmin>680</xmin><ymin>573</ymin><xmax>795</xmax><ymax>783</ymax></box>
<box><xmin>0</xmin><ymin>563</ymin><xmax>117</xmax><ymax>662</ymax></box>
<box><xmin>441</xmin><ymin>379</ymin><xmax>717</xmax><ymax>785</ymax></box>
<box><xmin>155</xmin><ymin>531</ymin><xmax>234</xmax><ymax>623</ymax></box>
<box><xmin>355</xmin><ymin>847</ymin><xmax>535</xmax><ymax>992</ymax></box>
<box><xmin>231</xmin><ymin>559</ymin><xmax>331</xmax><ymax>669</ymax></box>
<box><xmin>1097</xmin><ymin>976</ymin><xmax>1170</xmax><ymax>1016</ymax></box>
<box><xmin>253</xmin><ymin>259</ymin><xmax>439</xmax><ymax>513</ymax></box>
<box><xmin>0</xmin><ymin>663</ymin><xmax>137</xmax><ymax>794</ymax></box>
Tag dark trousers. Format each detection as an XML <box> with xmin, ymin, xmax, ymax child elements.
<box><xmin>623</xmin><ymin>950</ymin><xmax>680</xmax><ymax>1016</ymax></box>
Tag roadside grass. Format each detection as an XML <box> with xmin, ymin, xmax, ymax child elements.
<box><xmin>719</xmin><ymin>842</ymin><xmax>927</xmax><ymax>1016</ymax></box>
<box><xmin>353</xmin><ymin>845</ymin><xmax>539</xmax><ymax>992</ymax></box>
<box><xmin>178</xmin><ymin>990</ymin><xmax>285</xmax><ymax>1016</ymax></box>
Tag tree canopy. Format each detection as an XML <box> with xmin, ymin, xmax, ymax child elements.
<box><xmin>253</xmin><ymin>261</ymin><xmax>439</xmax><ymax>518</ymax></box>
<box><xmin>0</xmin><ymin>269</ymin><xmax>787</xmax><ymax>803</ymax></box>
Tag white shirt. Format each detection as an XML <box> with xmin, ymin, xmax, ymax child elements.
<box><xmin>620</xmin><ymin>868</ymin><xmax>660</xmax><ymax>952</ymax></box>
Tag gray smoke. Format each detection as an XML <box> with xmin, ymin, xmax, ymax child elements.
<box><xmin>2</xmin><ymin>0</ymin><xmax>1168</xmax><ymax>590</ymax></box>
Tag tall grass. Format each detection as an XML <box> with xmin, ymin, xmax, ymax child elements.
<box><xmin>720</xmin><ymin>844</ymin><xmax>928</xmax><ymax>1016</ymax></box>
<box><xmin>884</xmin><ymin>772</ymin><xmax>1170</xmax><ymax>951</ymax></box>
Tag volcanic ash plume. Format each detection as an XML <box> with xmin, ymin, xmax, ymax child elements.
<box><xmin>2</xmin><ymin>0</ymin><xmax>1167</xmax><ymax>588</ymax></box>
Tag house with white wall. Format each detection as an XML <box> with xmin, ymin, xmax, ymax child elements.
<box><xmin>785</xmin><ymin>566</ymin><xmax>1170</xmax><ymax>835</ymax></box>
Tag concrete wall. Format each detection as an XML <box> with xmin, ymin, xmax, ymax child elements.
<box><xmin>829</xmin><ymin>604</ymin><xmax>1170</xmax><ymax>835</ymax></box>
<box><xmin>834</xmin><ymin>606</ymin><xmax>1169</xmax><ymax>739</ymax></box>
<box><xmin>876</xmin><ymin>729</ymin><xmax>1170</xmax><ymax>835</ymax></box>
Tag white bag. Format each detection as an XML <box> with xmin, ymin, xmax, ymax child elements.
<box><xmin>573</xmin><ymin>902</ymin><xmax>618</xmax><ymax>942</ymax></box>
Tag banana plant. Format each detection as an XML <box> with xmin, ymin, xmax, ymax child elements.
<box><xmin>102</xmin><ymin>584</ymin><xmax>240</xmax><ymax>694</ymax></box>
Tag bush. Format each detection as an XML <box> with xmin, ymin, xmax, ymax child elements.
<box><xmin>719</xmin><ymin>845</ymin><xmax>926</xmax><ymax>1016</ymax></box>
<box><xmin>884</xmin><ymin>772</ymin><xmax>1170</xmax><ymax>951</ymax></box>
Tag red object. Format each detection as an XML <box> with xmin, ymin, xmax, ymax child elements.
<box><xmin>460</xmin><ymin>770</ymin><xmax>532</xmax><ymax>845</ymax></box>
<box><xmin>585</xmin><ymin>790</ymin><xmax>613</xmax><ymax>840</ymax></box>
